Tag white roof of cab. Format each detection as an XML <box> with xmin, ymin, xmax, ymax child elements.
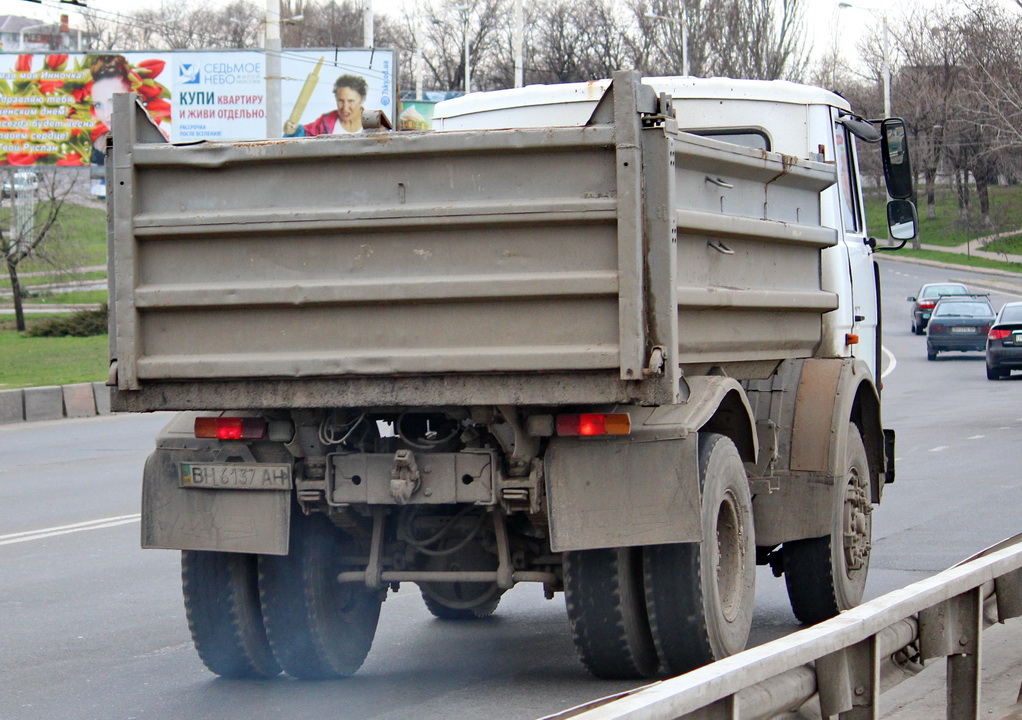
<box><xmin>433</xmin><ymin>76</ymin><xmax>851</xmax><ymax>121</ymax></box>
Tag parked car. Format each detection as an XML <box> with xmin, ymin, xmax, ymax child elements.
<box><xmin>1</xmin><ymin>170</ymin><xmax>38</xmax><ymax>199</ymax></box>
<box><xmin>985</xmin><ymin>302</ymin><xmax>1022</xmax><ymax>379</ymax></box>
<box><xmin>907</xmin><ymin>282</ymin><xmax>971</xmax><ymax>334</ymax></box>
<box><xmin>926</xmin><ymin>295</ymin><xmax>995</xmax><ymax>360</ymax></box>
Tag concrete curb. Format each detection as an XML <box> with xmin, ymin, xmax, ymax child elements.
<box><xmin>0</xmin><ymin>382</ymin><xmax>111</xmax><ymax>426</ymax></box>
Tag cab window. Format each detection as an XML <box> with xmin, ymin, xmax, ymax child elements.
<box><xmin>834</xmin><ymin>126</ymin><xmax>862</xmax><ymax>234</ymax></box>
<box><xmin>690</xmin><ymin>129</ymin><xmax>770</xmax><ymax>150</ymax></box>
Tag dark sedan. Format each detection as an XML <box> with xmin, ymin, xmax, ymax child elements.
<box><xmin>926</xmin><ymin>296</ymin><xmax>995</xmax><ymax>361</ymax></box>
<box><xmin>907</xmin><ymin>282</ymin><xmax>971</xmax><ymax>334</ymax></box>
<box><xmin>986</xmin><ymin>302</ymin><xmax>1022</xmax><ymax>379</ymax></box>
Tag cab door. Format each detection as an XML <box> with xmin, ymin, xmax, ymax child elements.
<box><xmin>833</xmin><ymin>120</ymin><xmax>879</xmax><ymax>378</ymax></box>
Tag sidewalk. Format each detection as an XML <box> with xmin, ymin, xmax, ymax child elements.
<box><xmin>918</xmin><ymin>227</ymin><xmax>1022</xmax><ymax>264</ymax></box>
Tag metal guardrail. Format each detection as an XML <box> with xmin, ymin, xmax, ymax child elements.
<box><xmin>541</xmin><ymin>534</ymin><xmax>1022</xmax><ymax>720</ymax></box>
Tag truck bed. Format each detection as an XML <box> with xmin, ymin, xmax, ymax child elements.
<box><xmin>108</xmin><ymin>85</ymin><xmax>836</xmax><ymax>412</ymax></box>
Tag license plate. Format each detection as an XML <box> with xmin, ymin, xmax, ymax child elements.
<box><xmin>950</xmin><ymin>327</ymin><xmax>975</xmax><ymax>333</ymax></box>
<box><xmin>923</xmin><ymin>313</ymin><xmax>931</xmax><ymax>320</ymax></box>
<box><xmin>180</xmin><ymin>463</ymin><xmax>292</xmax><ymax>490</ymax></box>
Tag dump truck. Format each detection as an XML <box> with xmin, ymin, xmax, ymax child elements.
<box><xmin>109</xmin><ymin>70</ymin><xmax>916</xmax><ymax>680</ymax></box>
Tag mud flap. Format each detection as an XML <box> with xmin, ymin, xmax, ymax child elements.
<box><xmin>141</xmin><ymin>448</ymin><xmax>291</xmax><ymax>555</ymax></box>
<box><xmin>545</xmin><ymin>435</ymin><xmax>700</xmax><ymax>552</ymax></box>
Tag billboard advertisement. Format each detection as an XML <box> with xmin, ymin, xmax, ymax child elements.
<box><xmin>0</xmin><ymin>49</ymin><xmax>397</xmax><ymax>167</ymax></box>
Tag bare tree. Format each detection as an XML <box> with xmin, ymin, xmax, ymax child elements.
<box><xmin>897</xmin><ymin>5</ymin><xmax>965</xmax><ymax>227</ymax></box>
<box><xmin>528</xmin><ymin>0</ymin><xmax>632</xmax><ymax>84</ymax></box>
<box><xmin>1</xmin><ymin>171</ymin><xmax>81</xmax><ymax>332</ymax></box>
<box><xmin>702</xmin><ymin>0</ymin><xmax>810</xmax><ymax>81</ymax></box>
<box><xmin>418</xmin><ymin>0</ymin><xmax>507</xmax><ymax>92</ymax></box>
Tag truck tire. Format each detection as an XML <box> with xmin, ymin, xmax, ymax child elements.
<box><xmin>258</xmin><ymin>508</ymin><xmax>382</xmax><ymax>679</ymax></box>
<box><xmin>181</xmin><ymin>550</ymin><xmax>281</xmax><ymax>679</ymax></box>
<box><xmin>420</xmin><ymin>586</ymin><xmax>502</xmax><ymax>620</ymax></box>
<box><xmin>564</xmin><ymin>547</ymin><xmax>660</xmax><ymax>679</ymax></box>
<box><xmin>642</xmin><ymin>433</ymin><xmax>756</xmax><ymax>675</ymax></box>
<box><xmin>783</xmin><ymin>423</ymin><xmax>871</xmax><ymax>625</ymax></box>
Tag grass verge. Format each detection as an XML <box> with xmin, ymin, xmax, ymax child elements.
<box><xmin>865</xmin><ymin>185</ymin><xmax>1022</xmax><ymax>248</ymax></box>
<box><xmin>0</xmin><ymin>317</ymin><xmax>108</xmax><ymax>389</ymax></box>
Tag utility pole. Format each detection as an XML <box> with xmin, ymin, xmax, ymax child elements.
<box><xmin>364</xmin><ymin>0</ymin><xmax>374</xmax><ymax>47</ymax></box>
<box><xmin>415</xmin><ymin>15</ymin><xmax>423</xmax><ymax>101</ymax></box>
<box><xmin>265</xmin><ymin>0</ymin><xmax>282</xmax><ymax>138</ymax></box>
<box><xmin>513</xmin><ymin>0</ymin><xmax>523</xmax><ymax>88</ymax></box>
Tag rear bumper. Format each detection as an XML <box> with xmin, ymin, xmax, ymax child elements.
<box><xmin>928</xmin><ymin>335</ymin><xmax>985</xmax><ymax>352</ymax></box>
<box><xmin>986</xmin><ymin>345</ymin><xmax>1022</xmax><ymax>367</ymax></box>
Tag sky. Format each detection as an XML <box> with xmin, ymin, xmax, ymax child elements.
<box><xmin>0</xmin><ymin>0</ymin><xmax>1014</xmax><ymax>76</ymax></box>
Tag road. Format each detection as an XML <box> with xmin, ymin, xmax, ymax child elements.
<box><xmin>1</xmin><ymin>259</ymin><xmax>1021</xmax><ymax>720</ymax></box>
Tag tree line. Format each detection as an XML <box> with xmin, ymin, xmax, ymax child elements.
<box><xmin>79</xmin><ymin>0</ymin><xmax>812</xmax><ymax>88</ymax></box>
<box><xmin>56</xmin><ymin>0</ymin><xmax>1022</xmax><ymax>236</ymax></box>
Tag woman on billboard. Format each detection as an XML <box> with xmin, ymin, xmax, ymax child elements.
<box><xmin>283</xmin><ymin>74</ymin><xmax>367</xmax><ymax>137</ymax></box>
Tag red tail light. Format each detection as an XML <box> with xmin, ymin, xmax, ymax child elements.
<box><xmin>195</xmin><ymin>417</ymin><xmax>266</xmax><ymax>440</ymax></box>
<box><xmin>919</xmin><ymin>300</ymin><xmax>936</xmax><ymax>309</ymax></box>
<box><xmin>989</xmin><ymin>328</ymin><xmax>1010</xmax><ymax>340</ymax></box>
<box><xmin>556</xmin><ymin>413</ymin><xmax>631</xmax><ymax>436</ymax></box>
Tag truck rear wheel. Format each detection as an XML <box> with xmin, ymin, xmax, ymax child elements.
<box><xmin>181</xmin><ymin>550</ymin><xmax>281</xmax><ymax>679</ymax></box>
<box><xmin>564</xmin><ymin>547</ymin><xmax>660</xmax><ymax>679</ymax></box>
<box><xmin>642</xmin><ymin>433</ymin><xmax>756</xmax><ymax>675</ymax></box>
<box><xmin>258</xmin><ymin>508</ymin><xmax>383</xmax><ymax>679</ymax></box>
<box><xmin>783</xmin><ymin>423</ymin><xmax>871</xmax><ymax>624</ymax></box>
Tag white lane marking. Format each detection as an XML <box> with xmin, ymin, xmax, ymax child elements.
<box><xmin>0</xmin><ymin>514</ymin><xmax>140</xmax><ymax>546</ymax></box>
<box><xmin>881</xmin><ymin>345</ymin><xmax>897</xmax><ymax>379</ymax></box>
<box><xmin>929</xmin><ymin>446</ymin><xmax>949</xmax><ymax>453</ymax></box>
<box><xmin>968</xmin><ymin>435</ymin><xmax>985</xmax><ymax>440</ymax></box>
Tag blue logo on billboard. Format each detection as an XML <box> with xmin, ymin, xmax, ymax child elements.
<box><xmin>179</xmin><ymin>64</ymin><xmax>201</xmax><ymax>84</ymax></box>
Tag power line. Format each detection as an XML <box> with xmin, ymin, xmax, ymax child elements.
<box><xmin>12</xmin><ymin>0</ymin><xmax>396</xmax><ymax>81</ymax></box>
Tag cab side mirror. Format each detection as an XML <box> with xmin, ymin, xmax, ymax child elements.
<box><xmin>881</xmin><ymin>118</ymin><xmax>913</xmax><ymax>200</ymax></box>
<box><xmin>887</xmin><ymin>199</ymin><xmax>918</xmax><ymax>242</ymax></box>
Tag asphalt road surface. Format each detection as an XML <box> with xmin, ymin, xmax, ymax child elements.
<box><xmin>2</xmin><ymin>258</ymin><xmax>1021</xmax><ymax>720</ymax></box>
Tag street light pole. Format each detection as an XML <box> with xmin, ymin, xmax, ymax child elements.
<box><xmin>513</xmin><ymin>0</ymin><xmax>523</xmax><ymax>88</ymax></box>
<box><xmin>645</xmin><ymin>10</ymin><xmax>689</xmax><ymax>76</ymax></box>
<box><xmin>880</xmin><ymin>13</ymin><xmax>892</xmax><ymax>117</ymax></box>
<box><xmin>414</xmin><ymin>14</ymin><xmax>424</xmax><ymax>101</ymax></box>
<box><xmin>462</xmin><ymin>8</ymin><xmax>471</xmax><ymax>93</ymax></box>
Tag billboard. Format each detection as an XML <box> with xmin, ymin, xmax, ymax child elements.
<box><xmin>0</xmin><ymin>49</ymin><xmax>398</xmax><ymax>166</ymax></box>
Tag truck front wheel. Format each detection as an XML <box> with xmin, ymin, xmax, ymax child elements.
<box><xmin>783</xmin><ymin>423</ymin><xmax>872</xmax><ymax>624</ymax></box>
<box><xmin>258</xmin><ymin>508</ymin><xmax>383</xmax><ymax>679</ymax></box>
<box><xmin>564</xmin><ymin>546</ymin><xmax>660</xmax><ymax>679</ymax></box>
<box><xmin>181</xmin><ymin>550</ymin><xmax>281</xmax><ymax>679</ymax></box>
<box><xmin>642</xmin><ymin>432</ymin><xmax>756</xmax><ymax>675</ymax></box>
